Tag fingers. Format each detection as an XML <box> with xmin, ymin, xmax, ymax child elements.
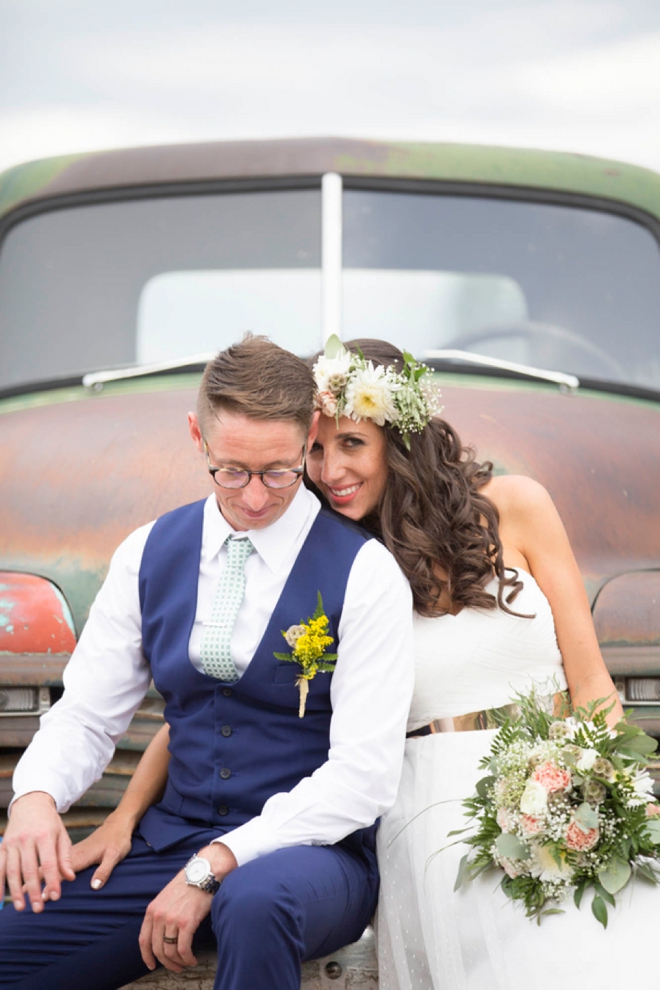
<box><xmin>140</xmin><ymin>907</ymin><xmax>198</xmax><ymax>973</ymax></box>
<box><xmin>139</xmin><ymin>912</ymin><xmax>158</xmax><ymax>972</ymax></box>
<box><xmin>90</xmin><ymin>844</ymin><xmax>125</xmax><ymax>890</ymax></box>
<box><xmin>6</xmin><ymin>839</ymin><xmax>42</xmax><ymax>912</ymax></box>
<box><xmin>174</xmin><ymin>927</ymin><xmax>198</xmax><ymax>969</ymax></box>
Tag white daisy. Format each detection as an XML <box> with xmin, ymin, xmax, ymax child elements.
<box><xmin>344</xmin><ymin>364</ymin><xmax>399</xmax><ymax>426</ymax></box>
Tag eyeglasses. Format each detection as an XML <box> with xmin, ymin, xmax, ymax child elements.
<box><xmin>203</xmin><ymin>440</ymin><xmax>306</xmax><ymax>490</ymax></box>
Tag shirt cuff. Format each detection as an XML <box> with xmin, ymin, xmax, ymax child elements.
<box><xmin>8</xmin><ymin>779</ymin><xmax>70</xmax><ymax>817</ymax></box>
<box><xmin>211</xmin><ymin>816</ymin><xmax>281</xmax><ymax>867</ymax></box>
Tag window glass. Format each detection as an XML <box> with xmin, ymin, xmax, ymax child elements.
<box><xmin>0</xmin><ymin>190</ymin><xmax>321</xmax><ymax>390</ymax></box>
<box><xmin>343</xmin><ymin>190</ymin><xmax>660</xmax><ymax>388</ymax></box>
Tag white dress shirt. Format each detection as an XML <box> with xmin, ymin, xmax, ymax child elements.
<box><xmin>13</xmin><ymin>486</ymin><xmax>414</xmax><ymax>866</ymax></box>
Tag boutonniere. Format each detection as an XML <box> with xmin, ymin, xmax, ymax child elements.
<box><xmin>274</xmin><ymin>592</ymin><xmax>338</xmax><ymax>717</ymax></box>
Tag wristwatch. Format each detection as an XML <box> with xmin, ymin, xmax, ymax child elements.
<box><xmin>184</xmin><ymin>854</ymin><xmax>221</xmax><ymax>895</ymax></box>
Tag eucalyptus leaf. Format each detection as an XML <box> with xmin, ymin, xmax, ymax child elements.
<box><xmin>475</xmin><ymin>776</ymin><xmax>496</xmax><ymax>799</ymax></box>
<box><xmin>495</xmin><ymin>833</ymin><xmax>530</xmax><ymax>860</ymax></box>
<box><xmin>454</xmin><ymin>853</ymin><xmax>470</xmax><ymax>892</ymax></box>
<box><xmin>618</xmin><ymin>734</ymin><xmax>658</xmax><ymax>756</ymax></box>
<box><xmin>591</xmin><ymin>894</ymin><xmax>608</xmax><ymax>928</ymax></box>
<box><xmin>598</xmin><ymin>858</ymin><xmax>631</xmax><ymax>895</ymax></box>
<box><xmin>324</xmin><ymin>334</ymin><xmax>346</xmax><ymax>359</ymax></box>
<box><xmin>643</xmin><ymin>819</ymin><xmax>660</xmax><ymax>844</ymax></box>
<box><xmin>574</xmin><ymin>802</ymin><xmax>599</xmax><ymax>831</ymax></box>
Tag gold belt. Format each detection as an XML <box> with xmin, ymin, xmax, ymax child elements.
<box><xmin>406</xmin><ymin>691</ymin><xmax>569</xmax><ymax>737</ymax></box>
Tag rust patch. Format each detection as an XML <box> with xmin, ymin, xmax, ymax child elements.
<box><xmin>593</xmin><ymin>571</ymin><xmax>660</xmax><ymax>646</ymax></box>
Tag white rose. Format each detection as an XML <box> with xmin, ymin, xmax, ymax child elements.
<box><xmin>576</xmin><ymin>748</ymin><xmax>599</xmax><ymax>771</ymax></box>
<box><xmin>519</xmin><ymin>780</ymin><xmax>549</xmax><ymax>817</ymax></box>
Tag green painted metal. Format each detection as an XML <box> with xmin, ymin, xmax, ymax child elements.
<box><xmin>334</xmin><ymin>142</ymin><xmax>660</xmax><ymax>217</ymax></box>
<box><xmin>0</xmin><ymin>152</ymin><xmax>88</xmax><ymax>219</ymax></box>
<box><xmin>2</xmin><ymin>139</ymin><xmax>660</xmax><ymax>229</ymax></box>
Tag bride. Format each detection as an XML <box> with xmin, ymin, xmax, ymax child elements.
<box><xmin>73</xmin><ymin>338</ymin><xmax>654</xmax><ymax>988</ymax></box>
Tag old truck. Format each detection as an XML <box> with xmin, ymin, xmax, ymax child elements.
<box><xmin>1</xmin><ymin>139</ymin><xmax>659</xmax><ymax>985</ymax></box>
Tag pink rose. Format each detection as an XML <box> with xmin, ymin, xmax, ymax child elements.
<box><xmin>520</xmin><ymin>814</ymin><xmax>544</xmax><ymax>836</ymax></box>
<box><xmin>532</xmin><ymin>761</ymin><xmax>572</xmax><ymax>793</ymax></box>
<box><xmin>565</xmin><ymin>820</ymin><xmax>599</xmax><ymax>851</ymax></box>
<box><xmin>316</xmin><ymin>391</ymin><xmax>338</xmax><ymax>417</ymax></box>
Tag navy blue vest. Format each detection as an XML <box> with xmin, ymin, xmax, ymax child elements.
<box><xmin>137</xmin><ymin>499</ymin><xmax>377</xmax><ymax>857</ymax></box>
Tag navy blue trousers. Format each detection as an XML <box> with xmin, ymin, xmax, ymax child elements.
<box><xmin>0</xmin><ymin>830</ymin><xmax>378</xmax><ymax>990</ymax></box>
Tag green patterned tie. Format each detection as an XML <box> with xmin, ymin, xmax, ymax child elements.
<box><xmin>200</xmin><ymin>535</ymin><xmax>255</xmax><ymax>681</ymax></box>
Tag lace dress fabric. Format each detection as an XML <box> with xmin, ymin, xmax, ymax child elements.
<box><xmin>377</xmin><ymin>572</ymin><xmax>655</xmax><ymax>989</ymax></box>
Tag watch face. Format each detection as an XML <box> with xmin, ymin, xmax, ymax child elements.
<box><xmin>187</xmin><ymin>858</ymin><xmax>208</xmax><ymax>884</ymax></box>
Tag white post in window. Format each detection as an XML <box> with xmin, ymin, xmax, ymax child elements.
<box><xmin>321</xmin><ymin>172</ymin><xmax>343</xmax><ymax>344</ymax></box>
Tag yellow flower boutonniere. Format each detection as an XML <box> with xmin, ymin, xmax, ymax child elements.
<box><xmin>274</xmin><ymin>592</ymin><xmax>338</xmax><ymax>717</ymax></box>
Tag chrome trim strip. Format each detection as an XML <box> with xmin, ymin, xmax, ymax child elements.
<box><xmin>424</xmin><ymin>349</ymin><xmax>580</xmax><ymax>391</ymax></box>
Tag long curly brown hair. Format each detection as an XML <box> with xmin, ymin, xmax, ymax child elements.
<box><xmin>329</xmin><ymin>339</ymin><xmax>525</xmax><ymax>618</ymax></box>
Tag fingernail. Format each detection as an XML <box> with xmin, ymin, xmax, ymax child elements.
<box><xmin>91</xmin><ymin>879</ymin><xmax>102</xmax><ymax>890</ymax></box>
<box><xmin>49</xmin><ymin>891</ymin><xmax>60</xmax><ymax>901</ymax></box>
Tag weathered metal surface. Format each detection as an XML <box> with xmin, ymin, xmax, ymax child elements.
<box><xmin>3</xmin><ymin>138</ymin><xmax>660</xmax><ymax>227</ymax></box>
<box><xmin>593</xmin><ymin>570</ymin><xmax>660</xmax><ymax>646</ymax></box>
<box><xmin>0</xmin><ymin>653</ymin><xmax>68</xmax><ymax>685</ymax></box>
<box><xmin>120</xmin><ymin>927</ymin><xmax>378</xmax><ymax>990</ymax></box>
<box><xmin>0</xmin><ymin>381</ymin><xmax>209</xmax><ymax>629</ymax></box>
<box><xmin>600</xmin><ymin>646</ymin><xmax>660</xmax><ymax>675</ymax></box>
<box><xmin>0</xmin><ymin>572</ymin><xmax>76</xmax><ymax>652</ymax></box>
<box><xmin>1</xmin><ymin>378</ymin><xmax>659</xmax><ymax>632</ymax></box>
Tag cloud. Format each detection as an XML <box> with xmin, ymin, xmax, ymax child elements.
<box><xmin>2</xmin><ymin>3</ymin><xmax>660</xmax><ymax>175</ymax></box>
<box><xmin>510</xmin><ymin>30</ymin><xmax>660</xmax><ymax>118</ymax></box>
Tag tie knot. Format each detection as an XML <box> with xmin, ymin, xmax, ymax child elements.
<box><xmin>225</xmin><ymin>534</ymin><xmax>254</xmax><ymax>565</ymax></box>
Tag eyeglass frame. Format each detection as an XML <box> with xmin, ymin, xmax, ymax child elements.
<box><xmin>202</xmin><ymin>438</ymin><xmax>306</xmax><ymax>490</ymax></box>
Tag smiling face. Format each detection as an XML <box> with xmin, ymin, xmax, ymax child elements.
<box><xmin>189</xmin><ymin>408</ymin><xmax>317</xmax><ymax>531</ymax></box>
<box><xmin>306</xmin><ymin>414</ymin><xmax>389</xmax><ymax>521</ymax></box>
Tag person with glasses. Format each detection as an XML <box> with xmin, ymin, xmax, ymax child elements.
<box><xmin>0</xmin><ymin>336</ymin><xmax>414</xmax><ymax>990</ymax></box>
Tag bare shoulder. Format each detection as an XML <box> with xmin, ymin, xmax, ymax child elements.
<box><xmin>481</xmin><ymin>474</ymin><xmax>554</xmax><ymax>519</ymax></box>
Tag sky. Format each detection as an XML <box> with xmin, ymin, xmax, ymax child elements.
<box><xmin>2</xmin><ymin>0</ymin><xmax>660</xmax><ymax>176</ymax></box>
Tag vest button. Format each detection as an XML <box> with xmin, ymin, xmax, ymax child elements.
<box><xmin>219</xmin><ymin>767</ymin><xmax>232</xmax><ymax>779</ymax></box>
<box><xmin>221</xmin><ymin>688</ymin><xmax>233</xmax><ymax>697</ymax></box>
<box><xmin>218</xmin><ymin>805</ymin><xmax>229</xmax><ymax>816</ymax></box>
<box><xmin>221</xmin><ymin>725</ymin><xmax>232</xmax><ymax>737</ymax></box>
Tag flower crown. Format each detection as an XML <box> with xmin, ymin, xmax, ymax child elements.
<box><xmin>312</xmin><ymin>336</ymin><xmax>442</xmax><ymax>448</ymax></box>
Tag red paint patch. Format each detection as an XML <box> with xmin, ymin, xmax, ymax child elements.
<box><xmin>0</xmin><ymin>572</ymin><xmax>76</xmax><ymax>653</ymax></box>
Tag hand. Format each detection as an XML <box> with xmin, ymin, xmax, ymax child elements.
<box><xmin>139</xmin><ymin>843</ymin><xmax>237</xmax><ymax>972</ymax></box>
<box><xmin>0</xmin><ymin>792</ymin><xmax>75</xmax><ymax>912</ymax></box>
<box><xmin>70</xmin><ymin>811</ymin><xmax>135</xmax><ymax>889</ymax></box>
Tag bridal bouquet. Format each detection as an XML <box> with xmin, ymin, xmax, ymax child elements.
<box><xmin>454</xmin><ymin>690</ymin><xmax>660</xmax><ymax>926</ymax></box>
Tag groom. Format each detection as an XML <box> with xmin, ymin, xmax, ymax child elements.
<box><xmin>0</xmin><ymin>336</ymin><xmax>413</xmax><ymax>990</ymax></box>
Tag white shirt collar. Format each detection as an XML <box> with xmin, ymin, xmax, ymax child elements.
<box><xmin>203</xmin><ymin>485</ymin><xmax>320</xmax><ymax>573</ymax></box>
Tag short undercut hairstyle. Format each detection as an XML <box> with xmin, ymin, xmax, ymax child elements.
<box><xmin>198</xmin><ymin>335</ymin><xmax>316</xmax><ymax>433</ymax></box>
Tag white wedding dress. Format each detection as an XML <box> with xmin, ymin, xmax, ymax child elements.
<box><xmin>377</xmin><ymin>571</ymin><xmax>657</xmax><ymax>990</ymax></box>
